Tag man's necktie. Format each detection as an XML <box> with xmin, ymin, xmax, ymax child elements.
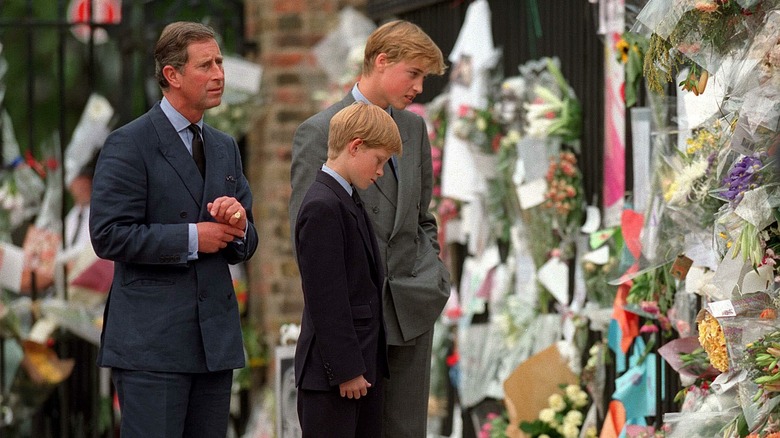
<box><xmin>351</xmin><ymin>187</ymin><xmax>363</xmax><ymax>208</ymax></box>
<box><xmin>188</xmin><ymin>124</ymin><xmax>205</xmax><ymax>177</ymax></box>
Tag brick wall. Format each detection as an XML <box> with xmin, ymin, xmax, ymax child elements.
<box><xmin>243</xmin><ymin>0</ymin><xmax>368</xmax><ymax>358</ymax></box>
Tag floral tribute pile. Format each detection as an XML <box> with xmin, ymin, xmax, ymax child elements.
<box><xmin>428</xmin><ymin>0</ymin><xmax>780</xmax><ymax>437</ymax></box>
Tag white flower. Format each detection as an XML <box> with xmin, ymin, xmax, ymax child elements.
<box><xmin>548</xmin><ymin>393</ymin><xmax>565</xmax><ymax>412</ymax></box>
<box><xmin>279</xmin><ymin>323</ymin><xmax>300</xmax><ymax>345</ymax></box>
<box><xmin>524</xmin><ymin>101</ymin><xmax>560</xmax><ymax>121</ymax></box>
<box><xmin>506</xmin><ymin>129</ymin><xmax>521</xmax><ymax>144</ymax></box>
<box><xmin>476</xmin><ymin>117</ymin><xmax>488</xmax><ymax>132</ymax></box>
<box><xmin>539</xmin><ymin>407</ymin><xmax>557</xmax><ymax>424</ymax></box>
<box><xmin>534</xmin><ymin>85</ymin><xmax>563</xmax><ymax>106</ymax></box>
<box><xmin>564</xmin><ymin>384</ymin><xmax>581</xmax><ymax>400</ymax></box>
<box><xmin>452</xmin><ymin>119</ymin><xmax>472</xmax><ymax>140</ymax></box>
<box><xmin>561</xmin><ymin>422</ymin><xmax>579</xmax><ymax>438</ymax></box>
<box><xmin>526</xmin><ymin>117</ymin><xmax>555</xmax><ymax>139</ymax></box>
<box><xmin>539</xmin><ymin>435</ymin><xmax>551</xmax><ymax>438</ymax></box>
<box><xmin>564</xmin><ymin>410</ymin><xmax>583</xmax><ymax>426</ymax></box>
<box><xmin>493</xmin><ymin>313</ymin><xmax>512</xmax><ymax>336</ymax></box>
<box><xmin>667</xmin><ymin>158</ymin><xmax>709</xmax><ymax>205</ymax></box>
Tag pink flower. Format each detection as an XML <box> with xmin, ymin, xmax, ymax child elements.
<box><xmin>407</xmin><ymin>103</ymin><xmax>427</xmax><ymax>118</ymax></box>
<box><xmin>458</xmin><ymin>105</ymin><xmax>471</xmax><ymax>118</ymax></box>
<box><xmin>640</xmin><ymin>323</ymin><xmax>659</xmax><ymax>334</ymax></box>
<box><xmin>432</xmin><ymin>160</ymin><xmax>442</xmax><ymax>178</ymax></box>
<box><xmin>640</xmin><ymin>301</ymin><xmax>660</xmax><ymax>315</ymax></box>
<box><xmin>445</xmin><ymin>305</ymin><xmax>463</xmax><ymax>321</ymax></box>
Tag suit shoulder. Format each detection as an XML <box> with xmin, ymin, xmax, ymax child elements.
<box><xmin>203</xmin><ymin>124</ymin><xmax>234</xmax><ymax>143</ymax></box>
<box><xmin>298</xmin><ymin>100</ymin><xmax>351</xmax><ymax>130</ymax></box>
<box><xmin>396</xmin><ymin>108</ymin><xmax>425</xmax><ymax>124</ymax></box>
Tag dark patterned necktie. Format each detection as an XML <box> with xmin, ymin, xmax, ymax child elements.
<box><xmin>188</xmin><ymin>124</ymin><xmax>205</xmax><ymax>177</ymax></box>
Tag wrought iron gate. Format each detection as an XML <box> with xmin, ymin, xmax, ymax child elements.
<box><xmin>0</xmin><ymin>1</ymin><xmax>244</xmax><ymax>436</ymax></box>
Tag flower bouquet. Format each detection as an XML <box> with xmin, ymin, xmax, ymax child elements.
<box><xmin>615</xmin><ymin>32</ymin><xmax>649</xmax><ymax>107</ymax></box>
<box><xmin>698</xmin><ymin>309</ymin><xmax>730</xmax><ymax>372</ymax></box>
<box><xmin>453</xmin><ymin>104</ymin><xmax>505</xmax><ymax>156</ymax></box>
<box><xmin>479</xmin><ymin>411</ymin><xmax>510</xmax><ymax>438</ymax></box>
<box><xmin>541</xmin><ymin>151</ymin><xmax>584</xmax><ymax>235</ymax></box>
<box><xmin>712</xmin><ymin>149</ymin><xmax>780</xmax><ymax>269</ymax></box>
<box><xmin>523</xmin><ymin>59</ymin><xmax>581</xmax><ymax>144</ymax></box>
<box><xmin>661</xmin><ymin>121</ymin><xmax>731</xmax><ymax>231</ymax></box>
<box><xmin>637</xmin><ymin>0</ymin><xmax>773</xmax><ymax>94</ymax></box>
<box><xmin>518</xmin><ymin>384</ymin><xmax>589</xmax><ymax>438</ymax></box>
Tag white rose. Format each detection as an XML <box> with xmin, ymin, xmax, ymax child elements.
<box><xmin>561</xmin><ymin>422</ymin><xmax>579</xmax><ymax>438</ymax></box>
<box><xmin>564</xmin><ymin>410</ymin><xmax>583</xmax><ymax>426</ymax></box>
<box><xmin>548</xmin><ymin>393</ymin><xmax>565</xmax><ymax>412</ymax></box>
<box><xmin>538</xmin><ymin>408</ymin><xmax>556</xmax><ymax>424</ymax></box>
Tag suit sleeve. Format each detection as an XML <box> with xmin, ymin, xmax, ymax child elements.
<box><xmin>90</xmin><ymin>129</ymin><xmax>190</xmax><ymax>265</ymax></box>
<box><xmin>222</xmin><ymin>136</ymin><xmax>258</xmax><ymax>264</ymax></box>
<box><xmin>296</xmin><ymin>198</ymin><xmax>366</xmax><ymax>385</ymax></box>
<box><xmin>289</xmin><ymin>119</ymin><xmax>328</xmax><ymax>251</ymax></box>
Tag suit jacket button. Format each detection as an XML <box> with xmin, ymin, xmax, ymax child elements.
<box><xmin>180</xmin><ymin>211</ymin><xmax>187</xmax><ymax>218</ymax></box>
<box><xmin>411</xmin><ymin>270</ymin><xmax>417</xmax><ymax>277</ymax></box>
<box><xmin>372</xmin><ymin>206</ymin><xmax>379</xmax><ymax>214</ymax></box>
<box><xmin>198</xmin><ymin>293</ymin><xmax>206</xmax><ymax>301</ymax></box>
<box><xmin>388</xmin><ymin>275</ymin><xmax>394</xmax><ymax>281</ymax></box>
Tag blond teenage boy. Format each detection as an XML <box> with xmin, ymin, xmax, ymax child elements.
<box><xmin>290</xmin><ymin>21</ymin><xmax>451</xmax><ymax>436</ymax></box>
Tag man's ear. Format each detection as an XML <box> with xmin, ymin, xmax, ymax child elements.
<box><xmin>348</xmin><ymin>138</ymin><xmax>363</xmax><ymax>155</ymax></box>
<box><xmin>374</xmin><ymin>53</ymin><xmax>388</xmax><ymax>72</ymax></box>
<box><xmin>162</xmin><ymin>65</ymin><xmax>181</xmax><ymax>89</ymax></box>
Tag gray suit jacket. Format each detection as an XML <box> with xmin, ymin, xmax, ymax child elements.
<box><xmin>289</xmin><ymin>94</ymin><xmax>450</xmax><ymax>345</ymax></box>
<box><xmin>90</xmin><ymin>102</ymin><xmax>258</xmax><ymax>372</ymax></box>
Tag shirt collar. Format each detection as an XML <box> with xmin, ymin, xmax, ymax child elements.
<box><xmin>160</xmin><ymin>97</ymin><xmax>203</xmax><ymax>132</ymax></box>
<box><xmin>321</xmin><ymin>164</ymin><xmax>352</xmax><ymax>196</ymax></box>
<box><xmin>351</xmin><ymin>83</ymin><xmax>393</xmax><ymax>116</ymax></box>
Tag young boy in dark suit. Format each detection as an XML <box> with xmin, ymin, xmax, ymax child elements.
<box><xmin>293</xmin><ymin>102</ymin><xmax>402</xmax><ymax>438</ymax></box>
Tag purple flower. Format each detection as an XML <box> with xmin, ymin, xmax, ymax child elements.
<box><xmin>721</xmin><ymin>153</ymin><xmax>765</xmax><ymax>206</ymax></box>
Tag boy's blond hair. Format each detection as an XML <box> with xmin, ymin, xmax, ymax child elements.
<box><xmin>362</xmin><ymin>20</ymin><xmax>446</xmax><ymax>77</ymax></box>
<box><xmin>328</xmin><ymin>102</ymin><xmax>403</xmax><ymax>160</ymax></box>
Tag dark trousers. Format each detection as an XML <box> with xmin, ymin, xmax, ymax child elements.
<box><xmin>297</xmin><ymin>377</ymin><xmax>384</xmax><ymax>438</ymax></box>
<box><xmin>112</xmin><ymin>368</ymin><xmax>233</xmax><ymax>438</ymax></box>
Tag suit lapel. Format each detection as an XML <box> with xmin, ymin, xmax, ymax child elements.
<box><xmin>151</xmin><ymin>105</ymin><xmax>204</xmax><ymax>208</ymax></box>
<box><xmin>319</xmin><ymin>172</ymin><xmax>378</xmax><ymax>268</ymax></box>
<box><xmin>389</xmin><ymin>111</ymin><xmax>413</xmax><ymax>238</ymax></box>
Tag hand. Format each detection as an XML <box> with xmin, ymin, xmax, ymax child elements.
<box><xmin>207</xmin><ymin>196</ymin><xmax>247</xmax><ymax>230</ymax></box>
<box><xmin>196</xmin><ymin>221</ymin><xmax>245</xmax><ymax>253</ymax></box>
<box><xmin>338</xmin><ymin>375</ymin><xmax>371</xmax><ymax>399</ymax></box>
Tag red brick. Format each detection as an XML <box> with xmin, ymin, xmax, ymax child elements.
<box><xmin>274</xmin><ymin>0</ymin><xmax>304</xmax><ymax>13</ymax></box>
<box><xmin>264</xmin><ymin>52</ymin><xmax>305</xmax><ymax>67</ymax></box>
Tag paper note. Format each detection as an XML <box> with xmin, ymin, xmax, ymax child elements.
<box><xmin>0</xmin><ymin>242</ymin><xmax>24</xmax><ymax>293</ymax></box>
<box><xmin>516</xmin><ymin>178</ymin><xmax>547</xmax><ymax>210</ymax></box>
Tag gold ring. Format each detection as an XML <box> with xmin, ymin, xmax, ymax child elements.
<box><xmin>233</xmin><ymin>211</ymin><xmax>242</xmax><ymax>220</ymax></box>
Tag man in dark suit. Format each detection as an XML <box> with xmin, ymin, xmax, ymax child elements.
<box><xmin>89</xmin><ymin>21</ymin><xmax>258</xmax><ymax>437</ymax></box>
<box><xmin>290</xmin><ymin>20</ymin><xmax>451</xmax><ymax>436</ymax></box>
<box><xmin>294</xmin><ymin>102</ymin><xmax>401</xmax><ymax>437</ymax></box>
